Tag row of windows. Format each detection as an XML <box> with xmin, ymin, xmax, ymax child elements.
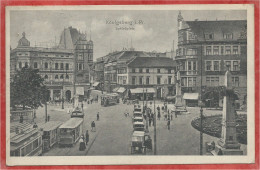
<box><xmin>205</xmin><ymin>60</ymin><xmax>240</xmax><ymax>71</ymax></box>
<box><xmin>180</xmin><ymin>76</ymin><xmax>240</xmax><ymax>87</ymax></box>
<box><xmin>17</xmin><ymin>62</ymin><xmax>71</xmax><ymax>70</ymax></box>
<box><xmin>177</xmin><ymin>45</ymin><xmax>240</xmax><ymax>56</ymax></box>
<box><xmin>206</xmin><ymin>76</ymin><xmax>239</xmax><ymax>87</ymax></box>
<box><xmin>205</xmin><ymin>45</ymin><xmax>239</xmax><ymax>55</ymax></box>
<box><xmin>181</xmin><ymin>77</ymin><xmax>197</xmax><ymax>87</ymax></box>
<box><xmin>131</xmin><ymin>68</ymin><xmax>173</xmax><ymax>74</ymax></box>
<box><xmin>131</xmin><ymin>76</ymin><xmax>172</xmax><ymax>85</ymax></box>
<box><xmin>204</xmin><ymin>33</ymin><xmax>233</xmax><ymax>40</ymax></box>
<box><xmin>44</xmin><ymin>74</ymin><xmax>70</xmax><ymax>80</ymax></box>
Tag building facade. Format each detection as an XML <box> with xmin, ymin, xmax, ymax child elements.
<box><xmin>117</xmin><ymin>57</ymin><xmax>176</xmax><ymax>99</ymax></box>
<box><xmin>10</xmin><ymin>32</ymin><xmax>75</xmax><ymax>101</ymax></box>
<box><xmin>176</xmin><ymin>12</ymin><xmax>247</xmax><ymax>106</ymax></box>
<box><xmin>11</xmin><ymin>26</ymin><xmax>95</xmax><ymax>101</ymax></box>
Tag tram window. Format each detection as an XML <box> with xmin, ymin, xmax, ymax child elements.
<box><xmin>33</xmin><ymin>139</ymin><xmax>39</xmax><ymax>148</ymax></box>
<box><xmin>21</xmin><ymin>148</ymin><xmax>25</xmax><ymax>156</ymax></box>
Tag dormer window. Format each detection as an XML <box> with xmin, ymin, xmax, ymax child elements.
<box><xmin>224</xmin><ymin>33</ymin><xmax>233</xmax><ymax>39</ymax></box>
<box><xmin>204</xmin><ymin>33</ymin><xmax>214</xmax><ymax>40</ymax></box>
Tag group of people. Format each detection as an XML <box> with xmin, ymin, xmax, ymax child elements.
<box><xmin>156</xmin><ymin>103</ymin><xmax>178</xmax><ymax>130</ymax></box>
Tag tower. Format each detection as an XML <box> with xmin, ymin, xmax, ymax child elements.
<box><xmin>177</xmin><ymin>11</ymin><xmax>184</xmax><ymax>30</ymax></box>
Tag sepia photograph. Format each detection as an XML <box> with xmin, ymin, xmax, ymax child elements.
<box><xmin>5</xmin><ymin>4</ymin><xmax>255</xmax><ymax>166</ymax></box>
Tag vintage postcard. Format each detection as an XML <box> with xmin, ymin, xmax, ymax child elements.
<box><xmin>4</xmin><ymin>4</ymin><xmax>255</xmax><ymax>166</ymax></box>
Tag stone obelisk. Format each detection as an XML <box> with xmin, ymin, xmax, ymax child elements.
<box><xmin>175</xmin><ymin>71</ymin><xmax>183</xmax><ymax>107</ymax></box>
<box><xmin>215</xmin><ymin>70</ymin><xmax>243</xmax><ymax>155</ymax></box>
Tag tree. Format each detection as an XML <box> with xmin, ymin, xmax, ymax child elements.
<box><xmin>11</xmin><ymin>67</ymin><xmax>48</xmax><ymax>110</ymax></box>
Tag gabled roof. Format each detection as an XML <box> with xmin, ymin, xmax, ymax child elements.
<box><xmin>128</xmin><ymin>57</ymin><xmax>176</xmax><ymax>68</ymax></box>
<box><xmin>185</xmin><ymin>20</ymin><xmax>247</xmax><ymax>41</ymax></box>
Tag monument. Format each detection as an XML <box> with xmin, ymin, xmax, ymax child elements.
<box><xmin>213</xmin><ymin>70</ymin><xmax>243</xmax><ymax>155</ymax></box>
<box><xmin>174</xmin><ymin>71</ymin><xmax>188</xmax><ymax>114</ymax></box>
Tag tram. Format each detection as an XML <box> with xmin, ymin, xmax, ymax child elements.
<box><xmin>101</xmin><ymin>93</ymin><xmax>120</xmax><ymax>107</ymax></box>
<box><xmin>58</xmin><ymin>118</ymin><xmax>83</xmax><ymax>147</ymax></box>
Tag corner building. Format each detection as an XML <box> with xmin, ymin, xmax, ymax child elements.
<box><xmin>176</xmin><ymin>12</ymin><xmax>247</xmax><ymax>106</ymax></box>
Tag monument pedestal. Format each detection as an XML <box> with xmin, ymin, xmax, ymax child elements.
<box><xmin>213</xmin><ymin>144</ymin><xmax>243</xmax><ymax>155</ymax></box>
<box><xmin>208</xmin><ymin>71</ymin><xmax>243</xmax><ymax>156</ymax></box>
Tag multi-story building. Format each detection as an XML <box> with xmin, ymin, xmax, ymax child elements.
<box><xmin>117</xmin><ymin>57</ymin><xmax>176</xmax><ymax>99</ymax></box>
<box><xmin>176</xmin><ymin>12</ymin><xmax>247</xmax><ymax>106</ymax></box>
<box><xmin>11</xmin><ymin>26</ymin><xmax>94</xmax><ymax>101</ymax></box>
<box><xmin>103</xmin><ymin>50</ymin><xmax>152</xmax><ymax>92</ymax></box>
<box><xmin>59</xmin><ymin>26</ymin><xmax>94</xmax><ymax>97</ymax></box>
<box><xmin>10</xmin><ymin>32</ymin><xmax>75</xmax><ymax>101</ymax></box>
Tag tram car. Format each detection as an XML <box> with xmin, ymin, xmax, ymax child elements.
<box><xmin>10</xmin><ymin>122</ymin><xmax>42</xmax><ymax>156</ymax></box>
<box><xmin>58</xmin><ymin>118</ymin><xmax>83</xmax><ymax>147</ymax></box>
<box><xmin>101</xmin><ymin>93</ymin><xmax>120</xmax><ymax>107</ymax></box>
<box><xmin>40</xmin><ymin>121</ymin><xmax>62</xmax><ymax>152</ymax></box>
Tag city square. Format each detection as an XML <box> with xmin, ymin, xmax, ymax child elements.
<box><xmin>8</xmin><ymin>9</ymin><xmax>249</xmax><ymax>158</ymax></box>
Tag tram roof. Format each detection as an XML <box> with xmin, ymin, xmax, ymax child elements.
<box><xmin>39</xmin><ymin>121</ymin><xmax>62</xmax><ymax>131</ymax></box>
<box><xmin>133</xmin><ymin>131</ymin><xmax>145</xmax><ymax>137</ymax></box>
<box><xmin>59</xmin><ymin>118</ymin><xmax>83</xmax><ymax>129</ymax></box>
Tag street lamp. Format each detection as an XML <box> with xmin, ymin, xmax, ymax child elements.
<box><xmin>153</xmin><ymin>91</ymin><xmax>157</xmax><ymax>155</ymax></box>
<box><xmin>199</xmin><ymin>43</ymin><xmax>204</xmax><ymax>155</ymax></box>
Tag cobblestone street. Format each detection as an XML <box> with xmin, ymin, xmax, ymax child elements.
<box><xmin>32</xmin><ymin>100</ymin><xmax>247</xmax><ymax>156</ymax></box>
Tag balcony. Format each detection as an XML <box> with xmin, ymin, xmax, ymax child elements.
<box><xmin>179</xmin><ymin>70</ymin><xmax>198</xmax><ymax>76</ymax></box>
<box><xmin>175</xmin><ymin>55</ymin><xmax>198</xmax><ymax>60</ymax></box>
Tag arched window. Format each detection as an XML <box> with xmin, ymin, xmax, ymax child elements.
<box><xmin>66</xmin><ymin>75</ymin><xmax>69</xmax><ymax>79</ymax></box>
<box><xmin>19</xmin><ymin>62</ymin><xmax>22</xmax><ymax>68</ymax></box>
<box><xmin>44</xmin><ymin>75</ymin><xmax>48</xmax><ymax>79</ymax></box>
<box><xmin>25</xmin><ymin>62</ymin><xmax>28</xmax><ymax>68</ymax></box>
<box><xmin>60</xmin><ymin>74</ymin><xmax>64</xmax><ymax>79</ymax></box>
<box><xmin>55</xmin><ymin>75</ymin><xmax>58</xmax><ymax>79</ymax></box>
<box><xmin>34</xmin><ymin>62</ymin><xmax>38</xmax><ymax>69</ymax></box>
<box><xmin>45</xmin><ymin>62</ymin><xmax>48</xmax><ymax>69</ymax></box>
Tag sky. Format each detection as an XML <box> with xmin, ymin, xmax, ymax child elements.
<box><xmin>10</xmin><ymin>10</ymin><xmax>246</xmax><ymax>60</ymax></box>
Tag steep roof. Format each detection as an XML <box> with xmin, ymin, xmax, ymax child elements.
<box><xmin>128</xmin><ymin>57</ymin><xmax>176</xmax><ymax>68</ymax></box>
<box><xmin>185</xmin><ymin>20</ymin><xmax>247</xmax><ymax>41</ymax></box>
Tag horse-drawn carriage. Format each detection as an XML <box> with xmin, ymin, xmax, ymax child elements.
<box><xmin>130</xmin><ymin>131</ymin><xmax>152</xmax><ymax>154</ymax></box>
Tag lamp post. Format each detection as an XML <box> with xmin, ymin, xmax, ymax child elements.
<box><xmin>199</xmin><ymin>43</ymin><xmax>204</xmax><ymax>155</ymax></box>
<box><xmin>61</xmin><ymin>67</ymin><xmax>68</xmax><ymax>109</ymax></box>
<box><xmin>153</xmin><ymin>91</ymin><xmax>157</xmax><ymax>155</ymax></box>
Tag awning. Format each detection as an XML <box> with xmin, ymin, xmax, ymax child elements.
<box><xmin>112</xmin><ymin>87</ymin><xmax>119</xmax><ymax>92</ymax></box>
<box><xmin>93</xmin><ymin>82</ymin><xmax>100</xmax><ymax>87</ymax></box>
<box><xmin>117</xmin><ymin>87</ymin><xmax>126</xmax><ymax>93</ymax></box>
<box><xmin>130</xmin><ymin>88</ymin><xmax>155</xmax><ymax>94</ymax></box>
<box><xmin>183</xmin><ymin>93</ymin><xmax>199</xmax><ymax>100</ymax></box>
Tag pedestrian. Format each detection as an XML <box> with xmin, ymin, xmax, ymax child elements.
<box><xmin>81</xmin><ymin>102</ymin><xmax>84</xmax><ymax>110</ymax></box>
<box><xmin>157</xmin><ymin>105</ymin><xmax>160</xmax><ymax>112</ymax></box>
<box><xmin>97</xmin><ymin>112</ymin><xmax>100</xmax><ymax>121</ymax></box>
<box><xmin>91</xmin><ymin>99</ymin><xmax>93</xmax><ymax>104</ymax></box>
<box><xmin>47</xmin><ymin>114</ymin><xmax>50</xmax><ymax>122</ymax></box>
<box><xmin>167</xmin><ymin>118</ymin><xmax>170</xmax><ymax>130</ymax></box>
<box><xmin>79</xmin><ymin>135</ymin><xmax>86</xmax><ymax>151</ymax></box>
<box><xmin>162</xmin><ymin>105</ymin><xmax>164</xmax><ymax>111</ymax></box>
<box><xmin>157</xmin><ymin>111</ymin><xmax>161</xmax><ymax>120</ymax></box>
<box><xmin>171</xmin><ymin>113</ymin><xmax>173</xmax><ymax>120</ymax></box>
<box><xmin>85</xmin><ymin>130</ymin><xmax>89</xmax><ymax>146</ymax></box>
<box><xmin>91</xmin><ymin>121</ymin><xmax>96</xmax><ymax>132</ymax></box>
<box><xmin>149</xmin><ymin>117</ymin><xmax>152</xmax><ymax>127</ymax></box>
